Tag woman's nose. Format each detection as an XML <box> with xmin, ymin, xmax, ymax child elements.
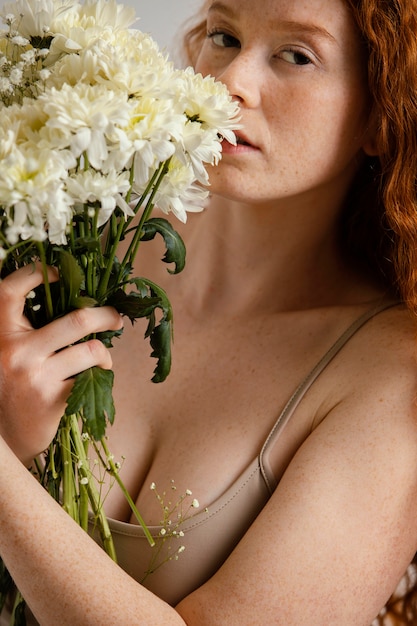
<box><xmin>218</xmin><ymin>50</ymin><xmax>263</xmax><ymax>108</ymax></box>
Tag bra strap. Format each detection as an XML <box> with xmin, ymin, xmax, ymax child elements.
<box><xmin>260</xmin><ymin>301</ymin><xmax>402</xmax><ymax>493</ymax></box>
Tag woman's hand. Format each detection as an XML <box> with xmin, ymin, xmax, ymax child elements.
<box><xmin>0</xmin><ymin>263</ymin><xmax>123</xmax><ymax>465</ymax></box>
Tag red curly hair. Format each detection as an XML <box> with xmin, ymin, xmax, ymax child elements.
<box><xmin>181</xmin><ymin>1</ymin><xmax>417</xmax><ymax>624</ymax></box>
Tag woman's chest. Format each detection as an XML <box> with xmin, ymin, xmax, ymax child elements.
<box><xmin>102</xmin><ymin>308</ymin><xmax>357</xmax><ymax>522</ymax></box>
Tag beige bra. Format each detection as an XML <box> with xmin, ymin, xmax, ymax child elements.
<box><xmin>89</xmin><ymin>301</ymin><xmax>400</xmax><ymax>607</ymax></box>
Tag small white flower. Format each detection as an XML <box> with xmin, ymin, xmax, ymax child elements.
<box><xmin>191</xmin><ymin>499</ymin><xmax>200</xmax><ymax>508</ymax></box>
<box><xmin>0</xmin><ymin>76</ymin><xmax>12</xmax><ymax>94</ymax></box>
<box><xmin>21</xmin><ymin>49</ymin><xmax>36</xmax><ymax>64</ymax></box>
<box><xmin>3</xmin><ymin>13</ymin><xmax>15</xmax><ymax>24</ymax></box>
<box><xmin>9</xmin><ymin>67</ymin><xmax>23</xmax><ymax>86</ymax></box>
<box><xmin>160</xmin><ymin>528</ymin><xmax>166</xmax><ymax>536</ymax></box>
<box><xmin>80</xmin><ymin>477</ymin><xmax>89</xmax><ymax>485</ymax></box>
<box><xmin>39</xmin><ymin>68</ymin><xmax>51</xmax><ymax>81</ymax></box>
<box><xmin>150</xmin><ymin>482</ymin><xmax>156</xmax><ymax>490</ymax></box>
<box><xmin>11</xmin><ymin>35</ymin><xmax>29</xmax><ymax>46</ymax></box>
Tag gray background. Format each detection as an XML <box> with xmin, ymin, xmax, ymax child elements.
<box><xmin>133</xmin><ymin>0</ymin><xmax>201</xmax><ymax>60</ymax></box>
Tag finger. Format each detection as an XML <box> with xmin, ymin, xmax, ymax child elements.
<box><xmin>33</xmin><ymin>306</ymin><xmax>123</xmax><ymax>355</ymax></box>
<box><xmin>0</xmin><ymin>263</ymin><xmax>59</xmax><ymax>326</ymax></box>
<box><xmin>47</xmin><ymin>339</ymin><xmax>114</xmax><ymax>381</ymax></box>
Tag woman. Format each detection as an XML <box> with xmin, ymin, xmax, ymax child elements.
<box><xmin>1</xmin><ymin>0</ymin><xmax>417</xmax><ymax>624</ymax></box>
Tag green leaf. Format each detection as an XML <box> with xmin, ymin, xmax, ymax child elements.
<box><xmin>106</xmin><ymin>288</ymin><xmax>161</xmax><ymax>323</ymax></box>
<box><xmin>58</xmin><ymin>250</ymin><xmax>84</xmax><ymax>308</ymax></box>
<box><xmin>73</xmin><ymin>236</ymin><xmax>101</xmax><ymax>254</ymax></box>
<box><xmin>131</xmin><ymin>278</ymin><xmax>173</xmax><ymax>383</ymax></box>
<box><xmin>73</xmin><ymin>296</ymin><xmax>98</xmax><ymax>309</ymax></box>
<box><xmin>65</xmin><ymin>367</ymin><xmax>115</xmax><ymax>440</ymax></box>
<box><xmin>140</xmin><ymin>217</ymin><xmax>186</xmax><ymax>274</ymax></box>
<box><xmin>150</xmin><ymin>318</ymin><xmax>172</xmax><ymax>383</ymax></box>
<box><xmin>131</xmin><ymin>278</ymin><xmax>173</xmax><ymax>323</ymax></box>
<box><xmin>12</xmin><ymin>594</ymin><xmax>27</xmax><ymax>626</ymax></box>
<box><xmin>57</xmin><ymin>250</ymin><xmax>97</xmax><ymax>310</ymax></box>
<box><xmin>96</xmin><ymin>327</ymin><xmax>124</xmax><ymax>348</ymax></box>
<box><xmin>0</xmin><ymin>557</ymin><xmax>13</xmax><ymax>614</ymax></box>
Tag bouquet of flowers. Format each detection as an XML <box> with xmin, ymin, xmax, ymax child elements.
<box><xmin>0</xmin><ymin>0</ymin><xmax>240</xmax><ymax>621</ymax></box>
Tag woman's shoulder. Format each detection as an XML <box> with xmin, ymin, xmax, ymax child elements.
<box><xmin>340</xmin><ymin>301</ymin><xmax>417</xmax><ymax>393</ymax></box>
<box><xmin>305</xmin><ymin>301</ymin><xmax>417</xmax><ymax>456</ymax></box>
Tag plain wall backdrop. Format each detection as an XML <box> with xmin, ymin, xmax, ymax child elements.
<box><xmin>133</xmin><ymin>0</ymin><xmax>201</xmax><ymax>60</ymax></box>
<box><xmin>0</xmin><ymin>0</ymin><xmax>202</xmax><ymax>61</ymax></box>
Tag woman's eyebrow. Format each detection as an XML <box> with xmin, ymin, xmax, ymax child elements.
<box><xmin>279</xmin><ymin>21</ymin><xmax>337</xmax><ymax>44</ymax></box>
<box><xmin>208</xmin><ymin>1</ymin><xmax>238</xmax><ymax>19</ymax></box>
<box><xmin>207</xmin><ymin>3</ymin><xmax>336</xmax><ymax>45</ymax></box>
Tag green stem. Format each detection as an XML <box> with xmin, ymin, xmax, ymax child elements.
<box><xmin>99</xmin><ymin>438</ymin><xmax>155</xmax><ymax>547</ymax></box>
<box><xmin>68</xmin><ymin>414</ymin><xmax>118</xmax><ymax>562</ymax></box>
<box><xmin>36</xmin><ymin>242</ymin><xmax>54</xmax><ymax>321</ymax></box>
<box><xmin>60</xmin><ymin>417</ymin><xmax>78</xmax><ymax>522</ymax></box>
<box><xmin>97</xmin><ymin>159</ymin><xmax>171</xmax><ymax>302</ymax></box>
<box><xmin>123</xmin><ymin>159</ymin><xmax>171</xmax><ymax>271</ymax></box>
<box><xmin>96</xmin><ymin>215</ymin><xmax>126</xmax><ymax>302</ymax></box>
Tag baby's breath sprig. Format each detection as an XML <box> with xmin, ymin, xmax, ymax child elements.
<box><xmin>141</xmin><ymin>480</ymin><xmax>205</xmax><ymax>582</ymax></box>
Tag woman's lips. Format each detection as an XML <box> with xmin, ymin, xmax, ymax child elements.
<box><xmin>222</xmin><ymin>132</ymin><xmax>260</xmax><ymax>154</ymax></box>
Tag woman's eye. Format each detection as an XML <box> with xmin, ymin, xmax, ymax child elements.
<box><xmin>280</xmin><ymin>50</ymin><xmax>312</xmax><ymax>66</ymax></box>
<box><xmin>208</xmin><ymin>31</ymin><xmax>241</xmax><ymax>49</ymax></box>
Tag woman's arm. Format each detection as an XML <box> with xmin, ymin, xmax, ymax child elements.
<box><xmin>0</xmin><ymin>434</ymin><xmax>186</xmax><ymax>625</ymax></box>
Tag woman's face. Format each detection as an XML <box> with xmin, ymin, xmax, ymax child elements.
<box><xmin>195</xmin><ymin>0</ymin><xmax>375</xmax><ymax>210</ymax></box>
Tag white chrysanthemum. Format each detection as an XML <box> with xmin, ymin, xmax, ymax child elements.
<box><xmin>0</xmin><ymin>128</ymin><xmax>16</xmax><ymax>160</ymax></box>
<box><xmin>0</xmin><ymin>0</ymin><xmax>79</xmax><ymax>38</ymax></box>
<box><xmin>76</xmin><ymin>0</ymin><xmax>137</xmax><ymax>33</ymax></box>
<box><xmin>2</xmin><ymin>97</ymin><xmax>50</xmax><ymax>148</ymax></box>
<box><xmin>146</xmin><ymin>158</ymin><xmax>208</xmax><ymax>223</ymax></box>
<box><xmin>50</xmin><ymin>31</ymin><xmax>175</xmax><ymax>98</ymax></box>
<box><xmin>95</xmin><ymin>29</ymin><xmax>173</xmax><ymax>97</ymax></box>
<box><xmin>46</xmin><ymin>47</ymin><xmax>105</xmax><ymax>88</ymax></box>
<box><xmin>175</xmin><ymin>67</ymin><xmax>240</xmax><ymax>144</ymax></box>
<box><xmin>46</xmin><ymin>0</ymin><xmax>136</xmax><ymax>64</ymax></box>
<box><xmin>178</xmin><ymin>122</ymin><xmax>223</xmax><ymax>185</ymax></box>
<box><xmin>123</xmin><ymin>97</ymin><xmax>184</xmax><ymax>185</ymax></box>
<box><xmin>0</xmin><ymin>145</ymin><xmax>72</xmax><ymax>244</ymax></box>
<box><xmin>65</xmin><ymin>169</ymin><xmax>134</xmax><ymax>226</ymax></box>
<box><xmin>38</xmin><ymin>82</ymin><xmax>132</xmax><ymax>169</ymax></box>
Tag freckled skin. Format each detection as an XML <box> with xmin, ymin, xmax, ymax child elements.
<box><xmin>0</xmin><ymin>1</ymin><xmax>417</xmax><ymax>625</ymax></box>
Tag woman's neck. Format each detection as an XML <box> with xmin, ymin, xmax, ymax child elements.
<box><xmin>173</xmin><ymin>193</ymin><xmax>384</xmax><ymax>317</ymax></box>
